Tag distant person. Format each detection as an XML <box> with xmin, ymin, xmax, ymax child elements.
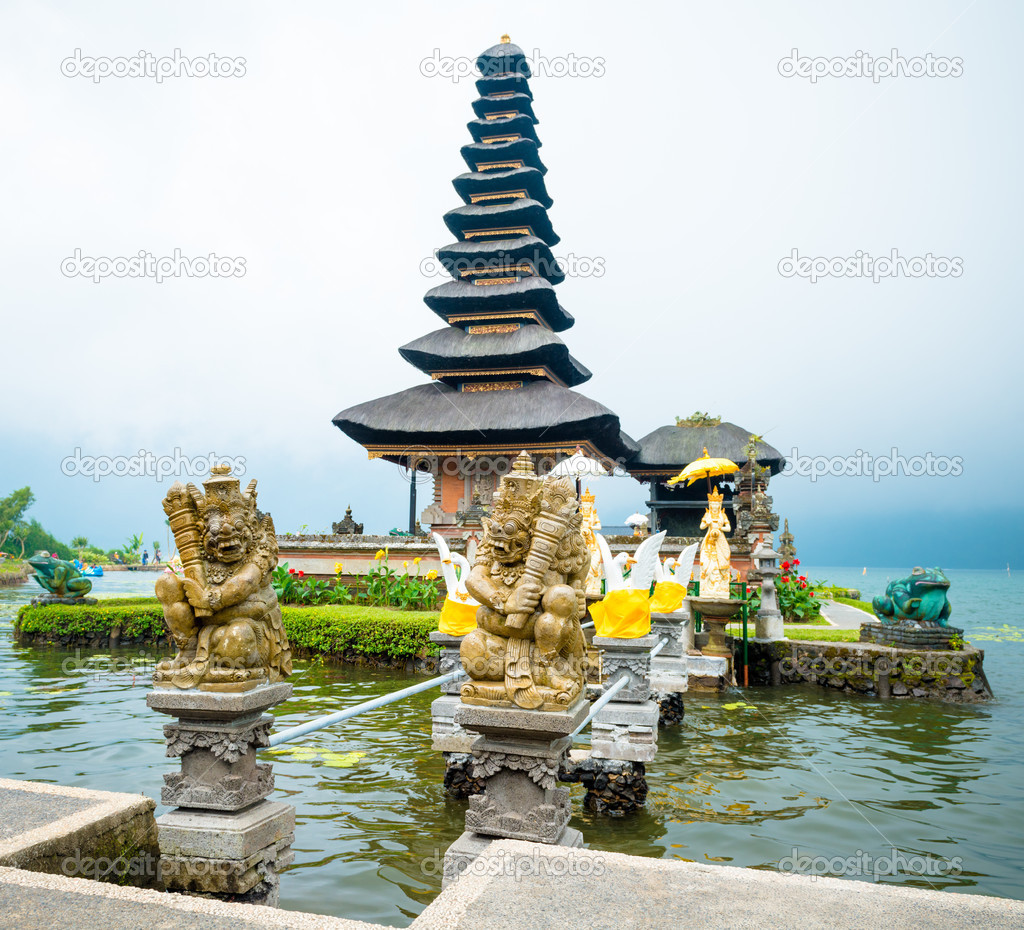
<box><xmin>142</xmin><ymin>550</ymin><xmax>149</xmax><ymax>565</ymax></box>
<box><xmin>153</xmin><ymin>551</ymin><xmax>161</xmax><ymax>564</ymax></box>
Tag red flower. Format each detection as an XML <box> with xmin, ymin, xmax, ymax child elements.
<box><xmin>288</xmin><ymin>568</ymin><xmax>295</xmax><ymax>574</ymax></box>
<box><xmin>809</xmin><ymin>591</ymin><xmax>815</xmax><ymax>597</ymax></box>
<box><xmin>298</xmin><ymin>570</ymin><xmax>305</xmax><ymax>577</ymax></box>
<box><xmin>800</xmin><ymin>582</ymin><xmax>807</xmax><ymax>589</ymax></box>
<box><xmin>793</xmin><ymin>559</ymin><xmax>800</xmax><ymax>566</ymax></box>
<box><xmin>782</xmin><ymin>575</ymin><xmax>790</xmax><ymax>583</ymax></box>
<box><xmin>799</xmin><ymin>575</ymin><xmax>807</xmax><ymax>582</ymax></box>
<box><xmin>781</xmin><ymin>560</ymin><xmax>790</xmax><ymax>570</ymax></box>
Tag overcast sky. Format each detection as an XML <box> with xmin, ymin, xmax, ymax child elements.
<box><xmin>1</xmin><ymin>1</ymin><xmax>1020</xmax><ymax>568</ymax></box>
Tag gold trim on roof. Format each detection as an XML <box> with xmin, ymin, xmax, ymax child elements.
<box><xmin>485</xmin><ymin>111</ymin><xmax>520</xmax><ymax>120</ymax></box>
<box><xmin>463</xmin><ymin>227</ymin><xmax>532</xmax><ymax>239</ymax></box>
<box><xmin>460</xmin><ymin>262</ymin><xmax>536</xmax><ymax>278</ymax></box>
<box><xmin>461</xmin><ymin>380</ymin><xmax>523</xmax><ymax>393</ymax></box>
<box><xmin>364</xmin><ymin>440</ymin><xmax>615</xmax><ymax>463</ymax></box>
<box><xmin>476</xmin><ymin>160</ymin><xmax>524</xmax><ymax>171</ymax></box>
<box><xmin>431</xmin><ymin>366</ymin><xmax>566</xmax><ymax>387</ymax></box>
<box><xmin>469</xmin><ymin>190</ymin><xmax>527</xmax><ymax>203</ymax></box>
<box><xmin>482</xmin><ymin>135</ymin><xmax>521</xmax><ymax>144</ymax></box>
<box><xmin>473</xmin><ymin>276</ymin><xmax>519</xmax><ymax>286</ymax></box>
<box><xmin>488</xmin><ymin>92</ymin><xmax>515</xmax><ymax>99</ymax></box>
<box><xmin>466</xmin><ymin>322</ymin><xmax>522</xmax><ymax>334</ymax></box>
<box><xmin>447</xmin><ymin>310</ymin><xmax>549</xmax><ymax>329</ymax></box>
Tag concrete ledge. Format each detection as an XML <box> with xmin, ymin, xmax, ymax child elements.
<box><xmin>413</xmin><ymin>839</ymin><xmax>1024</xmax><ymax>930</ymax></box>
<box><xmin>0</xmin><ymin>779</ymin><xmax>158</xmax><ymax>884</ymax></box>
<box><xmin>0</xmin><ymin>866</ymin><xmax>378</xmax><ymax>929</ymax></box>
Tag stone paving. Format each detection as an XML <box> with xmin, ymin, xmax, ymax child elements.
<box><xmin>819</xmin><ymin>599</ymin><xmax>872</xmax><ymax>630</ymax></box>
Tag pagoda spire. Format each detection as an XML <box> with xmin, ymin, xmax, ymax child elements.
<box><xmin>333</xmin><ymin>38</ymin><xmax>636</xmax><ymax>534</ymax></box>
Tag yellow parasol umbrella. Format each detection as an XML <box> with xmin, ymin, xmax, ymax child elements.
<box><xmin>667</xmin><ymin>447</ymin><xmax>739</xmax><ymax>490</ymax></box>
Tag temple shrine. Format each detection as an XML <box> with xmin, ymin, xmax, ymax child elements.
<box><xmin>333</xmin><ymin>37</ymin><xmax>635</xmax><ymax>535</ymax></box>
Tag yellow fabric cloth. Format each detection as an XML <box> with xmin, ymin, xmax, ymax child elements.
<box><xmin>438</xmin><ymin>598</ymin><xmax>478</xmax><ymax>636</ymax></box>
<box><xmin>590</xmin><ymin>589</ymin><xmax>652</xmax><ymax>638</ymax></box>
<box><xmin>649</xmin><ymin>580</ymin><xmax>687</xmax><ymax>614</ymax></box>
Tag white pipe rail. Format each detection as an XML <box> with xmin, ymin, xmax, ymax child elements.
<box><xmin>269</xmin><ymin>669</ymin><xmax>466</xmax><ymax>746</ymax></box>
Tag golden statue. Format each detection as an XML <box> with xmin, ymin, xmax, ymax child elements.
<box><xmin>698</xmin><ymin>486</ymin><xmax>732</xmax><ymax>599</ymax></box>
<box><xmin>154</xmin><ymin>465</ymin><xmax>292</xmax><ymax>691</ymax></box>
<box><xmin>460</xmin><ymin>452</ymin><xmax>589</xmax><ymax>711</ymax></box>
<box><xmin>579</xmin><ymin>486</ymin><xmax>603</xmax><ymax>598</ymax></box>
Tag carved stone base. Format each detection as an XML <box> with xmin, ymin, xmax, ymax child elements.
<box><xmin>454</xmin><ymin>698</ymin><xmax>587</xmax><ymax>847</ymax></box>
<box><xmin>442</xmin><ymin>827</ymin><xmax>583</xmax><ymax>887</ymax></box>
<box><xmin>157</xmin><ymin>800</ymin><xmax>294</xmax><ymax>900</ymax></box>
<box><xmin>592</xmin><ymin>634</ymin><xmax>659</xmax><ymax>703</ymax></box>
<box><xmin>459</xmin><ymin>681</ymin><xmax>583</xmax><ymax>713</ymax></box>
<box><xmin>755</xmin><ymin>609</ymin><xmax>784</xmax><ymax>640</ymax></box>
<box><xmin>651</xmin><ymin>610</ymin><xmax>692</xmax><ymax>658</ymax></box>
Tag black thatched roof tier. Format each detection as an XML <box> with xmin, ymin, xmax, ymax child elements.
<box><xmin>627</xmin><ymin>422</ymin><xmax>786</xmax><ymax>477</ymax></box>
<box><xmin>423</xmin><ymin>276</ymin><xmax>573</xmax><ymax>331</ymax></box>
<box><xmin>333</xmin><ymin>380</ymin><xmax>638</xmax><ymax>462</ymax></box>
<box><xmin>471</xmin><ymin>94</ymin><xmax>538</xmax><ymax>123</ymax></box>
<box><xmin>452</xmin><ymin>168</ymin><xmax>552</xmax><ymax>209</ymax></box>
<box><xmin>437</xmin><ymin>237</ymin><xmax>564</xmax><ymax>285</ymax></box>
<box><xmin>398</xmin><ymin>325</ymin><xmax>590</xmax><ymax>386</ymax></box>
<box><xmin>461</xmin><ymin>139</ymin><xmax>546</xmax><ymax>174</ymax></box>
<box><xmin>467</xmin><ymin>115</ymin><xmax>540</xmax><ymax>147</ymax></box>
<box><xmin>476</xmin><ymin>41</ymin><xmax>531</xmax><ymax>78</ymax></box>
<box><xmin>475</xmin><ymin>73</ymin><xmax>532</xmax><ymax>100</ymax></box>
<box><xmin>443</xmin><ymin>200</ymin><xmax>558</xmax><ymax>246</ymax></box>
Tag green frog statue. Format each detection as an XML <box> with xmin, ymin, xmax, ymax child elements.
<box><xmin>872</xmin><ymin>567</ymin><xmax>951</xmax><ymax>627</ymax></box>
<box><xmin>28</xmin><ymin>551</ymin><xmax>92</xmax><ymax>599</ymax></box>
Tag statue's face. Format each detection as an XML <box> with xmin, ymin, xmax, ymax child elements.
<box><xmin>487</xmin><ymin>516</ymin><xmax>531</xmax><ymax>564</ymax></box>
<box><xmin>203</xmin><ymin>505</ymin><xmax>253</xmax><ymax>563</ymax></box>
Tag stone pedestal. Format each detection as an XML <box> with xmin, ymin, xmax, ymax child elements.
<box><xmin>443</xmin><ymin>699</ymin><xmax>588</xmax><ymax>885</ymax></box>
<box><xmin>755</xmin><ymin>610</ymin><xmax>784</xmax><ymax>640</ymax></box>
<box><xmin>591</xmin><ymin>633</ymin><xmax>659</xmax><ymax>703</ymax></box>
<box><xmin>429</xmin><ymin>630</ymin><xmax>466</xmax><ymax>695</ymax></box>
<box><xmin>431</xmin><ymin>694</ymin><xmax>474</xmax><ymax>753</ymax></box>
<box><xmin>650</xmin><ymin>608</ymin><xmax>693</xmax><ymax>657</ymax></box>
<box><xmin>860</xmin><ymin>621</ymin><xmax>965</xmax><ymax>650</ymax></box>
<box><xmin>147</xmin><ymin>683</ymin><xmax>294</xmax><ymax>905</ymax></box>
<box><xmin>582</xmin><ymin>634</ymin><xmax>660</xmax><ymax>814</ymax></box>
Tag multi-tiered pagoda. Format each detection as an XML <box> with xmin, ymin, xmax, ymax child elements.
<box><xmin>334</xmin><ymin>37</ymin><xmax>635</xmax><ymax>535</ymax></box>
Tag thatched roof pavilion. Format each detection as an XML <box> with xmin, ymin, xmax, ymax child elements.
<box><xmin>626</xmin><ymin>420</ymin><xmax>786</xmax><ymax>537</ymax></box>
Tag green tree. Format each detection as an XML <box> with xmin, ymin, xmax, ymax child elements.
<box><xmin>0</xmin><ymin>487</ymin><xmax>35</xmax><ymax>552</ymax></box>
<box><xmin>71</xmin><ymin>535</ymin><xmax>89</xmax><ymax>550</ymax></box>
<box><xmin>122</xmin><ymin>532</ymin><xmax>144</xmax><ymax>565</ymax></box>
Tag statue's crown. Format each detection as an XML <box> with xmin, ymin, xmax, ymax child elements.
<box><xmin>581</xmin><ymin>487</ymin><xmax>595</xmax><ymax>504</ymax></box>
<box><xmin>708</xmin><ymin>486</ymin><xmax>724</xmax><ymax>503</ymax></box>
<box><xmin>199</xmin><ymin>465</ymin><xmax>258</xmax><ymax>513</ymax></box>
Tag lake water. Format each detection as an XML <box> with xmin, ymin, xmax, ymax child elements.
<box><xmin>1</xmin><ymin>567</ymin><xmax>1022</xmax><ymax>925</ymax></box>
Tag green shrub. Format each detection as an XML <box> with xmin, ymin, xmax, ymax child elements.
<box><xmin>15</xmin><ymin>599</ymin><xmax>442</xmax><ymax>661</ymax></box>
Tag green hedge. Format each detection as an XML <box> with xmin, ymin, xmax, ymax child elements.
<box><xmin>15</xmin><ymin>599</ymin><xmax>441</xmax><ymax>661</ymax></box>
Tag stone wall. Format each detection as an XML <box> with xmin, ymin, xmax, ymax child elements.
<box><xmin>734</xmin><ymin>637</ymin><xmax>993</xmax><ymax>703</ymax></box>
